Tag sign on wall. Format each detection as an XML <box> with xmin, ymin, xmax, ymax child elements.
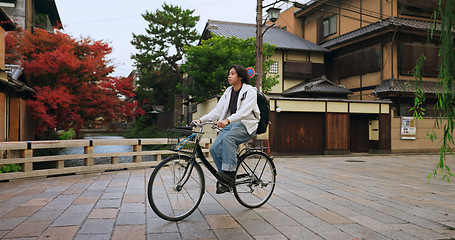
<box><xmin>401</xmin><ymin>117</ymin><xmax>416</xmax><ymax>140</ymax></box>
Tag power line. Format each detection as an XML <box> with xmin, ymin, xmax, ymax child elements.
<box><xmin>65</xmin><ymin>15</ymin><xmax>141</xmax><ymax>26</ymax></box>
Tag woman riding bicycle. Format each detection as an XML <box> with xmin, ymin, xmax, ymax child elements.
<box><xmin>194</xmin><ymin>65</ymin><xmax>260</xmax><ymax>193</ymax></box>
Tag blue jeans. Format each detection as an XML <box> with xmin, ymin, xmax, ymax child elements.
<box><xmin>209</xmin><ymin>122</ymin><xmax>255</xmax><ymax>172</ymax></box>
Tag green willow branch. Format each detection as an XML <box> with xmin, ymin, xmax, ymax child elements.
<box><xmin>413</xmin><ymin>0</ymin><xmax>455</xmax><ymax>181</ymax></box>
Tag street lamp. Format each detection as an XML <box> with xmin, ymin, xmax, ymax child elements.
<box><xmin>256</xmin><ymin>0</ymin><xmax>281</xmax><ymax>92</ymax></box>
<box><xmin>266</xmin><ymin>7</ymin><xmax>281</xmax><ymax>22</ymax></box>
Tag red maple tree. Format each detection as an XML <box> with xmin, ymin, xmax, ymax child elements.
<box><xmin>6</xmin><ymin>28</ymin><xmax>144</xmax><ymax>134</ymax></box>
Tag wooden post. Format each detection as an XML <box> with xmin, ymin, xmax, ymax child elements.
<box><xmin>111</xmin><ymin>156</ymin><xmax>118</xmax><ymax>165</ymax></box>
<box><xmin>56</xmin><ymin>160</ymin><xmax>64</xmax><ymax>169</ymax></box>
<box><xmin>133</xmin><ymin>140</ymin><xmax>142</xmax><ymax>163</ymax></box>
<box><xmin>205</xmin><ymin>143</ymin><xmax>211</xmax><ymax>158</ymax></box>
<box><xmin>21</xmin><ymin>142</ymin><xmax>33</xmax><ymax>172</ymax></box>
<box><xmin>84</xmin><ymin>140</ymin><xmax>94</xmax><ymax>166</ymax></box>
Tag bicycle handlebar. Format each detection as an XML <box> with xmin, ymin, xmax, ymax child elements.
<box><xmin>190</xmin><ymin>121</ymin><xmax>223</xmax><ymax>132</ymax></box>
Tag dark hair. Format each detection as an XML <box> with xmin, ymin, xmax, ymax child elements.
<box><xmin>227</xmin><ymin>65</ymin><xmax>250</xmax><ymax>84</ymax></box>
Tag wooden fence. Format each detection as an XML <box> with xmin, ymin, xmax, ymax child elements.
<box><xmin>0</xmin><ymin>138</ymin><xmax>212</xmax><ymax>181</ymax></box>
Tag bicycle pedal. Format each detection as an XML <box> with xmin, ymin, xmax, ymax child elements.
<box><xmin>216</xmin><ymin>181</ymin><xmax>232</xmax><ymax>194</ymax></box>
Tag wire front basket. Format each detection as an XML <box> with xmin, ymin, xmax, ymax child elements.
<box><xmin>167</xmin><ymin>128</ymin><xmax>198</xmax><ymax>154</ymax></box>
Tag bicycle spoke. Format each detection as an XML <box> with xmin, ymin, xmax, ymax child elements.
<box><xmin>234</xmin><ymin>151</ymin><xmax>276</xmax><ymax>208</ymax></box>
<box><xmin>148</xmin><ymin>155</ymin><xmax>204</xmax><ymax>221</ymax></box>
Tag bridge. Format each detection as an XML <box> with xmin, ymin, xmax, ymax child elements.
<box><xmin>0</xmin><ymin>138</ymin><xmax>212</xmax><ymax>181</ymax></box>
<box><xmin>0</xmin><ymin>140</ymin><xmax>454</xmax><ymax>239</ymax></box>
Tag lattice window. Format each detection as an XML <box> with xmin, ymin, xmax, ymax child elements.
<box><xmin>269</xmin><ymin>61</ymin><xmax>278</xmax><ymax>74</ymax></box>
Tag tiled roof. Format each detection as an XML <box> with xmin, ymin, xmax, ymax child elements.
<box><xmin>1</xmin><ymin>64</ymin><xmax>35</xmax><ymax>93</ymax></box>
<box><xmin>203</xmin><ymin>20</ymin><xmax>330</xmax><ymax>53</ymax></box>
<box><xmin>282</xmin><ymin>75</ymin><xmax>352</xmax><ymax>97</ymax></box>
<box><xmin>373</xmin><ymin>78</ymin><xmax>440</xmax><ymax>95</ymax></box>
<box><xmin>321</xmin><ymin>17</ymin><xmax>437</xmax><ymax>48</ymax></box>
<box><xmin>0</xmin><ymin>7</ymin><xmax>17</xmax><ymax>31</ymax></box>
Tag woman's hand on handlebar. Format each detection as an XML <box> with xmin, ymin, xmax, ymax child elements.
<box><xmin>217</xmin><ymin>119</ymin><xmax>229</xmax><ymax>128</ymax></box>
<box><xmin>190</xmin><ymin>119</ymin><xmax>202</xmax><ymax>127</ymax></box>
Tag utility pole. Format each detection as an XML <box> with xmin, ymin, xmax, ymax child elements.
<box><xmin>255</xmin><ymin>0</ymin><xmax>263</xmax><ymax>92</ymax></box>
<box><xmin>25</xmin><ymin>0</ymin><xmax>33</xmax><ymax>31</ymax></box>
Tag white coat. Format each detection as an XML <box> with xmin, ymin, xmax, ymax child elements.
<box><xmin>199</xmin><ymin>83</ymin><xmax>260</xmax><ymax>135</ymax></box>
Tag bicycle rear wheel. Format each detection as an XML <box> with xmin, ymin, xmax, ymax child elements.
<box><xmin>147</xmin><ymin>155</ymin><xmax>205</xmax><ymax>221</ymax></box>
<box><xmin>234</xmin><ymin>151</ymin><xmax>276</xmax><ymax>208</ymax></box>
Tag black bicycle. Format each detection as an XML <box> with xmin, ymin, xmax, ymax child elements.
<box><xmin>147</xmin><ymin>122</ymin><xmax>276</xmax><ymax>221</ymax></box>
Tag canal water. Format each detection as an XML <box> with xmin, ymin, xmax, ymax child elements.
<box><xmin>60</xmin><ymin>135</ymin><xmax>156</xmax><ymax>167</ymax></box>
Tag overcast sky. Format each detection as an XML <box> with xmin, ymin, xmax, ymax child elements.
<box><xmin>55</xmin><ymin>0</ymin><xmax>300</xmax><ymax>77</ymax></box>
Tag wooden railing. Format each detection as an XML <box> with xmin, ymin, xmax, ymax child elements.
<box><xmin>0</xmin><ymin>138</ymin><xmax>212</xmax><ymax>181</ymax></box>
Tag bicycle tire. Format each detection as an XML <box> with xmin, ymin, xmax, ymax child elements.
<box><xmin>233</xmin><ymin>151</ymin><xmax>276</xmax><ymax>208</ymax></box>
<box><xmin>147</xmin><ymin>154</ymin><xmax>205</xmax><ymax>221</ymax></box>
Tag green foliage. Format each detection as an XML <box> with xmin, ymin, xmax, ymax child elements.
<box><xmin>135</xmin><ymin>64</ymin><xmax>177</xmax><ymax>111</ymax></box>
<box><xmin>181</xmin><ymin>35</ymin><xmax>279</xmax><ymax>103</ymax></box>
<box><xmin>131</xmin><ymin>3</ymin><xmax>199</xmax><ymax>69</ymax></box>
<box><xmin>413</xmin><ymin>0</ymin><xmax>455</xmax><ymax>181</ymax></box>
<box><xmin>0</xmin><ymin>164</ymin><xmax>21</xmax><ymax>173</ymax></box>
<box><xmin>124</xmin><ymin>116</ymin><xmax>167</xmax><ymax>139</ymax></box>
<box><xmin>131</xmin><ymin>3</ymin><xmax>199</xmax><ymax>124</ymax></box>
<box><xmin>59</xmin><ymin>128</ymin><xmax>76</xmax><ymax>140</ymax></box>
<box><xmin>131</xmin><ymin>3</ymin><xmax>199</xmax><ymax>90</ymax></box>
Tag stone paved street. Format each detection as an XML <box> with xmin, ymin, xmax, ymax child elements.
<box><xmin>0</xmin><ymin>154</ymin><xmax>454</xmax><ymax>239</ymax></box>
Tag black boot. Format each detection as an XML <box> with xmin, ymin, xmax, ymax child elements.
<box><xmin>216</xmin><ymin>171</ymin><xmax>236</xmax><ymax>186</ymax></box>
<box><xmin>216</xmin><ymin>171</ymin><xmax>236</xmax><ymax>194</ymax></box>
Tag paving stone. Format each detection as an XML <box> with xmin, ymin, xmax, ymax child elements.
<box><xmin>122</xmin><ymin>194</ymin><xmax>145</xmax><ymax>203</ymax></box>
<box><xmin>0</xmin><ymin>154</ymin><xmax>455</xmax><ymax>239</ymax></box>
<box><xmin>295</xmin><ymin>217</ymin><xmax>354</xmax><ymax>239</ymax></box>
<box><xmin>348</xmin><ymin>215</ymin><xmax>393</xmax><ymax>231</ymax></box>
<box><xmin>64</xmin><ymin>204</ymin><xmax>95</xmax><ymax>214</ymax></box>
<box><xmin>27</xmin><ymin>210</ymin><xmax>63</xmax><ymax>222</ymax></box>
<box><xmin>78</xmin><ymin>219</ymin><xmax>115</xmax><ymax>234</ymax></box>
<box><xmin>95</xmin><ymin>199</ymin><xmax>122</xmax><ymax>208</ymax></box>
<box><xmin>310</xmin><ymin>210</ymin><xmax>355</xmax><ymax>225</ymax></box>
<box><xmin>37</xmin><ymin>226</ymin><xmax>79</xmax><ymax>240</ymax></box>
<box><xmin>179</xmin><ymin>227</ymin><xmax>215</xmax><ymax>240</ymax></box>
<box><xmin>257</xmin><ymin>211</ymin><xmax>300</xmax><ymax>226</ymax></box>
<box><xmin>147</xmin><ymin>232</ymin><xmax>182</xmax><ymax>240</ymax></box>
<box><xmin>21</xmin><ymin>198</ymin><xmax>53</xmax><ymax>207</ymax></box>
<box><xmin>88</xmin><ymin>208</ymin><xmax>118</xmax><ymax>219</ymax></box>
<box><xmin>0</xmin><ymin>193</ymin><xmax>18</xmax><ymax>203</ymax></box>
<box><xmin>61</xmin><ymin>187</ymin><xmax>85</xmax><ymax>195</ymax></box>
<box><xmin>336</xmin><ymin>223</ymin><xmax>391</xmax><ymax>240</ymax></box>
<box><xmin>237</xmin><ymin>218</ymin><xmax>281</xmax><ymax>236</ymax></box>
<box><xmin>101</xmin><ymin>192</ymin><xmax>124</xmax><ymax>200</ymax></box>
<box><xmin>73</xmin><ymin>233</ymin><xmax>111</xmax><ymax>240</ymax></box>
<box><xmin>119</xmin><ymin>202</ymin><xmax>145</xmax><ymax>213</ymax></box>
<box><xmin>0</xmin><ymin>230</ymin><xmax>7</xmax><ymax>238</ymax></box>
<box><xmin>0</xmin><ymin>217</ymin><xmax>27</xmax><ymax>230</ymax></box>
<box><xmin>254</xmin><ymin>235</ymin><xmax>288</xmax><ymax>240</ymax></box>
<box><xmin>3</xmin><ymin>221</ymin><xmax>51</xmax><ymax>238</ymax></box>
<box><xmin>73</xmin><ymin>196</ymin><xmax>100</xmax><ymax>205</ymax></box>
<box><xmin>276</xmin><ymin>225</ymin><xmax>324</xmax><ymax>240</ymax></box>
<box><xmin>378</xmin><ymin>230</ymin><xmax>424</xmax><ymax>240</ymax></box>
<box><xmin>146</xmin><ymin>217</ymin><xmax>179</xmax><ymax>234</ymax></box>
<box><xmin>198</xmin><ymin>203</ymin><xmax>228</xmax><ymax>215</ymax></box>
<box><xmin>390</xmin><ymin>223</ymin><xmax>449</xmax><ymax>239</ymax></box>
<box><xmin>50</xmin><ymin>213</ymin><xmax>88</xmax><ymax>227</ymax></box>
<box><xmin>213</xmin><ymin>228</ymin><xmax>253</xmax><ymax>240</ymax></box>
<box><xmin>112</xmin><ymin>225</ymin><xmax>145</xmax><ymax>240</ymax></box>
<box><xmin>116</xmin><ymin>212</ymin><xmax>145</xmax><ymax>225</ymax></box>
<box><xmin>105</xmin><ymin>186</ymin><xmax>126</xmax><ymax>193</ymax></box>
<box><xmin>205</xmin><ymin>214</ymin><xmax>241</xmax><ymax>229</ymax></box>
<box><xmin>2</xmin><ymin>206</ymin><xmax>41</xmax><ymax>218</ymax></box>
<box><xmin>79</xmin><ymin>189</ymin><xmax>104</xmax><ymax>197</ymax></box>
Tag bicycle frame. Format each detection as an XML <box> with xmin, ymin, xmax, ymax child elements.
<box><xmin>175</xmin><ymin>123</ymin><xmax>272</xmax><ymax>185</ymax></box>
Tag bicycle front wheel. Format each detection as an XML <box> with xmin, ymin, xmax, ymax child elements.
<box><xmin>234</xmin><ymin>151</ymin><xmax>276</xmax><ymax>208</ymax></box>
<box><xmin>147</xmin><ymin>155</ymin><xmax>205</xmax><ymax>221</ymax></box>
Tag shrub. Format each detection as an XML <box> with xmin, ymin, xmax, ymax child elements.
<box><xmin>0</xmin><ymin>164</ymin><xmax>21</xmax><ymax>173</ymax></box>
